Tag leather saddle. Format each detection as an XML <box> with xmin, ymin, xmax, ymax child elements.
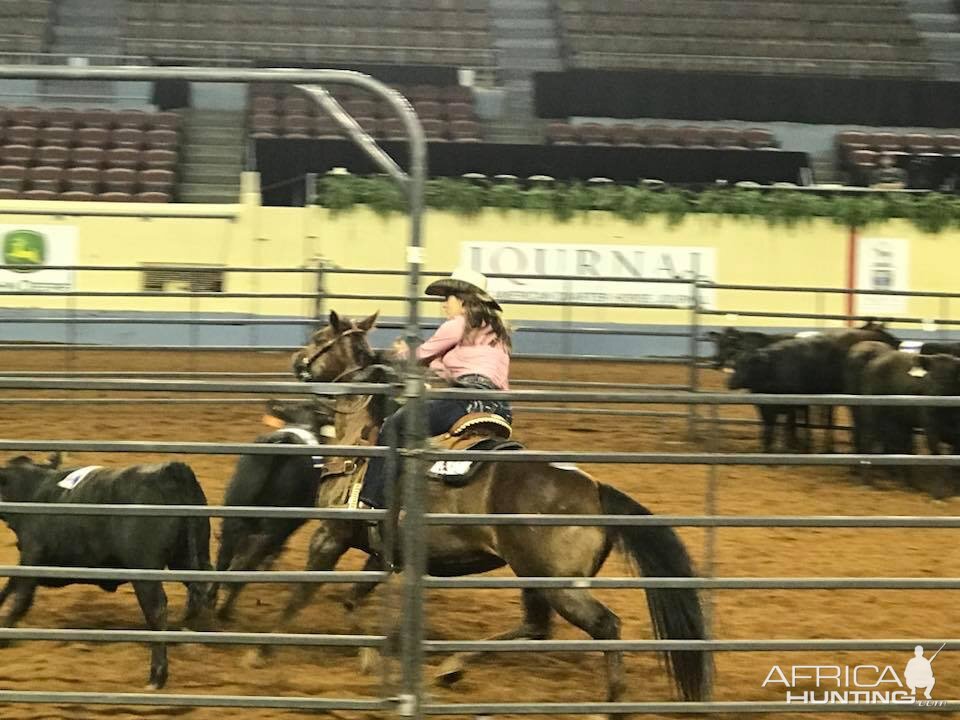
<box><xmin>427</xmin><ymin>413</ymin><xmax>523</xmax><ymax>487</ymax></box>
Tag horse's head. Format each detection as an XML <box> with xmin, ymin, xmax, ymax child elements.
<box><xmin>292</xmin><ymin>310</ymin><xmax>379</xmax><ymax>382</ymax></box>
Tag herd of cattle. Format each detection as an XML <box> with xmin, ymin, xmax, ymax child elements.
<box><xmin>709</xmin><ymin>321</ymin><xmax>960</xmax><ymax>463</ymax></box>
<box><xmin>1</xmin><ymin>322</ymin><xmax>959</xmax><ymax>689</ymax></box>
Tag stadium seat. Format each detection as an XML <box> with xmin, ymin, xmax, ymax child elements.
<box><xmin>107</xmin><ymin>147</ymin><xmax>140</xmax><ymax>170</ymax></box>
<box><xmin>546</xmin><ymin>122</ymin><xmax>576</xmax><ymax>145</ymax></box>
<box><xmin>36</xmin><ymin>145</ymin><xmax>70</xmax><ymax>168</ymax></box>
<box><xmin>72</xmin><ymin>147</ymin><xmax>105</xmax><ymax>168</ymax></box>
<box><xmin>59</xmin><ymin>190</ymin><xmax>96</xmax><ymax>201</ymax></box>
<box><xmin>449</xmin><ymin>119</ymin><xmax>482</xmax><ymax>142</ymax></box>
<box><xmin>97</xmin><ymin>191</ymin><xmax>133</xmax><ymax>202</ymax></box>
<box><xmin>143</xmin><ymin>149</ymin><xmax>177</xmax><ymax>171</ymax></box>
<box><xmin>577</xmin><ymin>123</ymin><xmax>610</xmax><ymax>145</ymax></box>
<box><xmin>65</xmin><ymin>167</ymin><xmax>101</xmax><ymax>193</ymax></box>
<box><xmin>145</xmin><ymin>129</ymin><xmax>178</xmax><ymax>150</ymax></box>
<box><xmin>115</xmin><ymin>110</ymin><xmax>149</xmax><ymax>130</ymax></box>
<box><xmin>281</xmin><ymin>114</ymin><xmax>313</xmax><ymax>138</ymax></box>
<box><xmin>2</xmin><ymin>144</ymin><xmax>33</xmax><ymax>165</ymax></box>
<box><xmin>610</xmin><ymin>123</ymin><xmax>642</xmax><ymax>146</ymax></box>
<box><xmin>112</xmin><ymin>128</ymin><xmax>145</xmax><ymax>149</ymax></box>
<box><xmin>39</xmin><ymin>126</ymin><xmax>74</xmax><ymax>147</ymax></box>
<box><xmin>134</xmin><ymin>191</ymin><xmax>172</xmax><ymax>202</ymax></box>
<box><xmin>27</xmin><ymin>166</ymin><xmax>62</xmax><ymax>192</ymax></box>
<box><xmin>21</xmin><ymin>189</ymin><xmax>58</xmax><ymax>200</ymax></box>
<box><xmin>0</xmin><ymin>164</ymin><xmax>26</xmax><ymax>191</ymax></box>
<box><xmin>139</xmin><ymin>169</ymin><xmax>175</xmax><ymax>193</ymax></box>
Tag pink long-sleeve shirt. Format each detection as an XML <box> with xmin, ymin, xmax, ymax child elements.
<box><xmin>415</xmin><ymin>316</ymin><xmax>510</xmax><ymax>390</ymax></box>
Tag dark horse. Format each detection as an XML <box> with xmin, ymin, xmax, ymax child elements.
<box><xmin>249</xmin><ymin>310</ymin><xmax>711</xmax><ymax>706</ymax></box>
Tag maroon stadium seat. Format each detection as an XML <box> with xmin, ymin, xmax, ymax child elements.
<box><xmin>81</xmin><ymin>109</ymin><xmax>115</xmax><ymax>129</ymax></box>
<box><xmin>903</xmin><ymin>133</ymin><xmax>936</xmax><ymax>154</ymax></box>
<box><xmin>576</xmin><ymin>122</ymin><xmax>610</xmax><ymax>145</ymax></box>
<box><xmin>139</xmin><ymin>169</ymin><xmax>175</xmax><ymax>193</ymax></box>
<box><xmin>380</xmin><ymin>117</ymin><xmax>405</xmax><ymax>140</ymax></box>
<box><xmin>934</xmin><ymin>134</ymin><xmax>960</xmax><ymax>154</ymax></box>
<box><xmin>344</xmin><ymin>98</ymin><xmax>377</xmax><ymax>118</ymax></box>
<box><xmin>1</xmin><ymin>144</ymin><xmax>33</xmax><ymax>165</ymax></box>
<box><xmin>39</xmin><ymin>126</ymin><xmax>74</xmax><ymax>147</ymax></box>
<box><xmin>59</xmin><ymin>190</ymin><xmax>96</xmax><ymax>201</ymax></box>
<box><xmin>112</xmin><ymin>128</ymin><xmax>144</xmax><ymax>149</ymax></box>
<box><xmin>314</xmin><ymin>115</ymin><xmax>344</xmax><ymax>139</ymax></box>
<box><xmin>114</xmin><ymin>109</ymin><xmax>149</xmax><ymax>130</ymax></box>
<box><xmin>610</xmin><ymin>123</ymin><xmax>642</xmax><ymax>146</ymax></box>
<box><xmin>449</xmin><ymin>119</ymin><xmax>482</xmax><ymax>142</ymax></box>
<box><xmin>251</xmin><ymin>96</ymin><xmax>278</xmax><ymax>115</ymax></box>
<box><xmin>281</xmin><ymin>114</ymin><xmax>313</xmax><ymax>138</ymax></box>
<box><xmin>44</xmin><ymin>108</ymin><xmax>79</xmax><ymax>128</ymax></box>
<box><xmin>145</xmin><ymin>129</ymin><xmax>178</xmax><ymax>150</ymax></box>
<box><xmin>0</xmin><ymin>187</ymin><xmax>19</xmax><ymax>199</ymax></box>
<box><xmin>27</xmin><ymin>166</ymin><xmax>62</xmax><ymax>192</ymax></box>
<box><xmin>870</xmin><ymin>132</ymin><xmax>902</xmax><ymax>152</ymax></box>
<box><xmin>742</xmin><ymin>127</ymin><xmax>776</xmax><ymax>149</ymax></box>
<box><xmin>102</xmin><ymin>168</ymin><xmax>137</xmax><ymax>193</ymax></box>
<box><xmin>711</xmin><ymin>127</ymin><xmax>748</xmax><ymax>149</ymax></box>
<box><xmin>546</xmin><ymin>121</ymin><xmax>576</xmax><ymax>145</ymax></box>
<box><xmin>281</xmin><ymin>96</ymin><xmax>312</xmax><ymax>116</ymax></box>
<box><xmin>76</xmin><ymin>127</ymin><xmax>110</xmax><ymax>147</ymax></box>
<box><xmin>642</xmin><ymin>125</ymin><xmax>680</xmax><ymax>147</ymax></box>
<box><xmin>65</xmin><ymin>166</ymin><xmax>101</xmax><ymax>193</ymax></box>
<box><xmin>441</xmin><ymin>85</ymin><xmax>473</xmax><ymax>104</ymax></box>
<box><xmin>21</xmin><ymin>189</ymin><xmax>58</xmax><ymax>200</ymax></box>
<box><xmin>676</xmin><ymin>126</ymin><xmax>711</xmax><ymax>148</ymax></box>
<box><xmin>250</xmin><ymin>113</ymin><xmax>280</xmax><ymax>138</ymax></box>
<box><xmin>142</xmin><ymin>149</ymin><xmax>177</xmax><ymax>171</ymax></box>
<box><xmin>36</xmin><ymin>145</ymin><xmax>70</xmax><ymax>168</ymax></box>
<box><xmin>444</xmin><ymin>102</ymin><xmax>474</xmax><ymax>121</ymax></box>
<box><xmin>421</xmin><ymin>118</ymin><xmax>448</xmax><ymax>141</ymax></box>
<box><xmin>97</xmin><ymin>191</ymin><xmax>133</xmax><ymax>202</ymax></box>
<box><xmin>149</xmin><ymin>112</ymin><xmax>180</xmax><ymax>131</ymax></box>
<box><xmin>6</xmin><ymin>125</ymin><xmax>39</xmax><ymax>146</ymax></box>
<box><xmin>836</xmin><ymin>130</ymin><xmax>869</xmax><ymax>153</ymax></box>
<box><xmin>106</xmin><ymin>147</ymin><xmax>140</xmax><ymax>170</ymax></box>
<box><xmin>8</xmin><ymin>106</ymin><xmax>41</xmax><ymax>126</ymax></box>
<box><xmin>413</xmin><ymin>100</ymin><xmax>442</xmax><ymax>120</ymax></box>
<box><xmin>71</xmin><ymin>146</ymin><xmax>105</xmax><ymax>168</ymax></box>
<box><xmin>134</xmin><ymin>191</ymin><xmax>172</xmax><ymax>203</ymax></box>
<box><xmin>0</xmin><ymin>164</ymin><xmax>27</xmax><ymax>191</ymax></box>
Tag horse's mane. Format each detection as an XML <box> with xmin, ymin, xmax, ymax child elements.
<box><xmin>353</xmin><ymin>363</ymin><xmax>402</xmax><ymax>425</ymax></box>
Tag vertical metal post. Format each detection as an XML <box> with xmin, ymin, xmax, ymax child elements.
<box><xmin>313</xmin><ymin>259</ymin><xmax>326</xmax><ymax>332</ymax></box>
<box><xmin>687</xmin><ymin>265</ymin><xmax>701</xmax><ymax>440</ymax></box>
<box><xmin>704</xmin><ymin>403</ymin><xmax>719</xmax><ymax>701</ymax></box>
<box><xmin>66</xmin><ymin>274</ymin><xmax>77</xmax><ymax>372</ymax></box>
<box><xmin>815</xmin><ymin>291</ymin><xmax>824</xmax><ymax>330</ymax></box>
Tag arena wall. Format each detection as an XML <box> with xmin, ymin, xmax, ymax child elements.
<box><xmin>1</xmin><ymin>191</ymin><xmax>957</xmax><ymax>353</ymax></box>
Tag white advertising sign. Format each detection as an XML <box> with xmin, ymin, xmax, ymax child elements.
<box><xmin>461</xmin><ymin>242</ymin><xmax>716</xmax><ymax>308</ymax></box>
<box><xmin>856</xmin><ymin>237</ymin><xmax>908</xmax><ymax>315</ymax></box>
<box><xmin>0</xmin><ymin>225</ymin><xmax>77</xmax><ymax>292</ymax></box>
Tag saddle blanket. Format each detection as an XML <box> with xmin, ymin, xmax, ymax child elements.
<box><xmin>899</xmin><ymin>340</ymin><xmax>924</xmax><ymax>354</ymax></box>
<box><xmin>57</xmin><ymin>465</ymin><xmax>103</xmax><ymax>490</ymax></box>
<box><xmin>428</xmin><ymin>460</ymin><xmax>474</xmax><ymax>476</ymax></box>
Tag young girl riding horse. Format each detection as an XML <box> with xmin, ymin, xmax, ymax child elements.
<box><xmin>359</xmin><ymin>268</ymin><xmax>512</xmax><ymax>509</ymax></box>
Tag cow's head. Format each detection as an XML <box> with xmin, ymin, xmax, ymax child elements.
<box><xmin>0</xmin><ymin>453</ymin><xmax>62</xmax><ymax>502</ymax></box>
<box><xmin>917</xmin><ymin>354</ymin><xmax>960</xmax><ymax>396</ymax></box>
<box><xmin>728</xmin><ymin>349</ymin><xmax>772</xmax><ymax>391</ymax></box>
<box><xmin>292</xmin><ymin>310</ymin><xmax>378</xmax><ymax>382</ymax></box>
<box><xmin>706</xmin><ymin>327</ymin><xmax>744</xmax><ymax>370</ymax></box>
<box><xmin>263</xmin><ymin>397</ymin><xmax>336</xmax><ymax>439</ymax></box>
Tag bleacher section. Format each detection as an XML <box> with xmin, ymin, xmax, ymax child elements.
<box><xmin>0</xmin><ymin>107</ymin><xmax>180</xmax><ymax>201</ymax></box>
<box><xmin>837</xmin><ymin>131</ymin><xmax>960</xmax><ymax>185</ymax></box>
<box><xmin>556</xmin><ymin>0</ymin><xmax>933</xmax><ymax>77</ymax></box>
<box><xmin>546</xmin><ymin>122</ymin><xmax>777</xmax><ymax>149</ymax></box>
<box><xmin>249</xmin><ymin>83</ymin><xmax>482</xmax><ymax>142</ymax></box>
<box><xmin>124</xmin><ymin>0</ymin><xmax>493</xmax><ymax>68</ymax></box>
<box><xmin>0</xmin><ymin>0</ymin><xmax>52</xmax><ymax>55</ymax></box>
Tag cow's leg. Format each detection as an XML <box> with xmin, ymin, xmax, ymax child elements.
<box><xmin>216</xmin><ymin>533</ymin><xmax>276</xmax><ymax>622</ymax></box>
<box><xmin>757</xmin><ymin>406</ymin><xmax>777</xmax><ymax>452</ymax></box>
<box><xmin>823</xmin><ymin>405</ymin><xmax>836</xmax><ymax>453</ymax></box>
<box><xmin>133</xmin><ymin>580</ymin><xmax>169</xmax><ymax>690</ymax></box>
<box><xmin>245</xmin><ymin>520</ymin><xmax>352</xmax><ymax>668</ymax></box>
<box><xmin>0</xmin><ymin>578</ymin><xmax>15</xmax><ymax>610</ymax></box>
<box><xmin>783</xmin><ymin>407</ymin><xmax>801</xmax><ymax>452</ymax></box>
<box><xmin>0</xmin><ymin>579</ymin><xmax>37</xmax><ymax>647</ymax></box>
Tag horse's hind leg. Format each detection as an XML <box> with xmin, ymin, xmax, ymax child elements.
<box><xmin>435</xmin><ymin>588</ymin><xmax>554</xmax><ymax>686</ymax></box>
<box><xmin>543</xmin><ymin>588</ymin><xmax>624</xmax><ymax>704</ymax></box>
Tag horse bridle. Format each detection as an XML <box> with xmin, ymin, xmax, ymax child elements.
<box><xmin>297</xmin><ymin>325</ymin><xmax>369</xmax><ymax>382</ymax></box>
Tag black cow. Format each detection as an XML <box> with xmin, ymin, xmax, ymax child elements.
<box><xmin>916</xmin><ymin>353</ymin><xmax>960</xmax><ymax>457</ymax></box>
<box><xmin>705</xmin><ymin>327</ymin><xmax>795</xmax><ymax>370</ymax></box>
<box><xmin>917</xmin><ymin>341</ymin><xmax>960</xmax><ymax>357</ymax></box>
<box><xmin>728</xmin><ymin>336</ymin><xmax>849</xmax><ymax>452</ymax></box>
<box><xmin>0</xmin><ymin>454</ymin><xmax>215</xmax><ymax>689</ymax></box>
<box><xmin>214</xmin><ymin>398</ymin><xmax>333</xmax><ymax>620</ymax></box>
<box><xmin>844</xmin><ymin>341</ymin><xmax>897</xmax><ymax>453</ymax></box>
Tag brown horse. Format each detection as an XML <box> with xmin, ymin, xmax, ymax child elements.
<box><xmin>256</xmin><ymin>310</ymin><xmax>710</xmax><ymax>704</ymax></box>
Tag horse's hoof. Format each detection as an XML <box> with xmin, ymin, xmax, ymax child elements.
<box><xmin>243</xmin><ymin>649</ymin><xmax>268</xmax><ymax>669</ymax></box>
<box><xmin>358</xmin><ymin>647</ymin><xmax>381</xmax><ymax>675</ymax></box>
<box><xmin>434</xmin><ymin>660</ymin><xmax>465</xmax><ymax>687</ymax></box>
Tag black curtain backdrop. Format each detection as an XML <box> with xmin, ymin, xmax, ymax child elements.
<box><xmin>534</xmin><ymin>70</ymin><xmax>960</xmax><ymax>127</ymax></box>
<box><xmin>256</xmin><ymin>139</ymin><xmax>809</xmax><ymax>205</ymax></box>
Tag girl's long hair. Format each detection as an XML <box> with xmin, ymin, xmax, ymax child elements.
<box><xmin>460</xmin><ymin>292</ymin><xmax>512</xmax><ymax>352</ymax></box>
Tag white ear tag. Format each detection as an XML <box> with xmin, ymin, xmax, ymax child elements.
<box><xmin>723</xmin><ymin>367</ymin><xmax>735</xmax><ymax>374</ymax></box>
<box><xmin>908</xmin><ymin>366</ymin><xmax>928</xmax><ymax>378</ymax></box>
<box><xmin>320</xmin><ymin>425</ymin><xmax>336</xmax><ymax>438</ymax></box>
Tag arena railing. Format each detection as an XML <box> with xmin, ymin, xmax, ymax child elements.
<box><xmin>0</xmin><ymin>383</ymin><xmax>956</xmax><ymax>714</ymax></box>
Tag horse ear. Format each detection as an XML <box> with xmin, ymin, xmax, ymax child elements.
<box><xmin>328</xmin><ymin>310</ymin><xmax>341</xmax><ymax>329</ymax></box>
<box><xmin>357</xmin><ymin>311</ymin><xmax>379</xmax><ymax>332</ymax></box>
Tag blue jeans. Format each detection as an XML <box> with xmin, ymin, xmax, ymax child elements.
<box><xmin>359</xmin><ymin>375</ymin><xmax>511</xmax><ymax>508</ymax></box>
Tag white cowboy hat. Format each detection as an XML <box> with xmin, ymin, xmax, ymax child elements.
<box><xmin>424</xmin><ymin>267</ymin><xmax>501</xmax><ymax>311</ymax></box>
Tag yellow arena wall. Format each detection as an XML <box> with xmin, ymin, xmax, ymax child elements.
<box><xmin>0</xmin><ymin>185</ymin><xmax>957</xmax><ymax>352</ymax></box>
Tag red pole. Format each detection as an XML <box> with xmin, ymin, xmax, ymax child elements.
<box><xmin>845</xmin><ymin>225</ymin><xmax>857</xmax><ymax>327</ymax></box>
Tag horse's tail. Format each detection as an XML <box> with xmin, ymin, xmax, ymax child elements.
<box><xmin>598</xmin><ymin>482</ymin><xmax>711</xmax><ymax>702</ymax></box>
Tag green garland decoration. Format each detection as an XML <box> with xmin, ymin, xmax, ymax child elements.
<box><xmin>314</xmin><ymin>175</ymin><xmax>960</xmax><ymax>233</ymax></box>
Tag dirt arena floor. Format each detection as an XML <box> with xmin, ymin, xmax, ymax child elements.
<box><xmin>0</xmin><ymin>349</ymin><xmax>956</xmax><ymax>720</ymax></box>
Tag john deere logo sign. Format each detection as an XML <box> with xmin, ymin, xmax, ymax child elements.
<box><xmin>3</xmin><ymin>229</ymin><xmax>45</xmax><ymax>272</ymax></box>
